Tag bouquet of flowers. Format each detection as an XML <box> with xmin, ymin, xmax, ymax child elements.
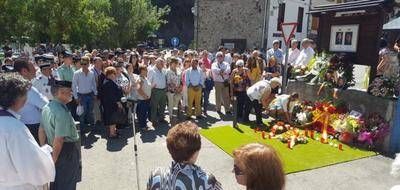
<box><xmin>331</xmin><ymin>115</ymin><xmax>361</xmax><ymax>134</ymax></box>
<box><xmin>277</xmin><ymin>128</ymin><xmax>308</xmax><ymax>148</ymax></box>
<box><xmin>368</xmin><ymin>76</ymin><xmax>398</xmax><ymax>98</ymax></box>
<box><xmin>357</xmin><ymin>113</ymin><xmax>390</xmax><ymax>147</ymax></box>
<box><xmin>271</xmin><ymin>121</ymin><xmax>289</xmax><ymax>135</ymax></box>
<box><xmin>292</xmin><ymin>100</ymin><xmax>314</xmax><ymax>126</ymax></box>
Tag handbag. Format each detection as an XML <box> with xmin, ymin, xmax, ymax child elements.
<box><xmin>111</xmin><ymin>107</ymin><xmax>128</xmax><ymax>125</ymax></box>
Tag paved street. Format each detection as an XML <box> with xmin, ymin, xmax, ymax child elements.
<box><xmin>77</xmin><ymin>91</ymin><xmax>399</xmax><ymax>190</ymax></box>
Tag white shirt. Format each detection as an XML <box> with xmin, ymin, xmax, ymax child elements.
<box><xmin>32</xmin><ymin>74</ymin><xmax>54</xmax><ymax>100</ymax></box>
<box><xmin>147</xmin><ymin>67</ymin><xmax>167</xmax><ymax>89</ymax></box>
<box><xmin>0</xmin><ymin>109</ymin><xmax>55</xmax><ymax>189</ymax></box>
<box><xmin>137</xmin><ymin>76</ymin><xmax>152</xmax><ymax>100</ymax></box>
<box><xmin>287</xmin><ymin>48</ymin><xmax>300</xmax><ymax>65</ymax></box>
<box><xmin>72</xmin><ymin>69</ymin><xmax>98</xmax><ymax>99</ymax></box>
<box><xmin>211</xmin><ymin>61</ymin><xmax>231</xmax><ymax>83</ymax></box>
<box><xmin>294</xmin><ymin>47</ymin><xmax>315</xmax><ymax>68</ymax></box>
<box><xmin>247</xmin><ymin>80</ymin><xmax>271</xmax><ymax>102</ymax></box>
<box><xmin>128</xmin><ymin>73</ymin><xmax>140</xmax><ymax>100</ymax></box>
<box><xmin>224</xmin><ymin>54</ymin><xmax>232</xmax><ymax>64</ymax></box>
<box><xmin>185</xmin><ymin>67</ymin><xmax>204</xmax><ymax>87</ymax></box>
<box><xmin>19</xmin><ymin>87</ymin><xmax>49</xmax><ymax>125</ymax></box>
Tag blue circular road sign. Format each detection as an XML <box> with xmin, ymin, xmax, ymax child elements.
<box><xmin>171</xmin><ymin>37</ymin><xmax>180</xmax><ymax>47</ymax></box>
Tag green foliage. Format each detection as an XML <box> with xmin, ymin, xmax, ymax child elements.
<box><xmin>0</xmin><ymin>0</ymin><xmax>169</xmax><ymax>48</ymax></box>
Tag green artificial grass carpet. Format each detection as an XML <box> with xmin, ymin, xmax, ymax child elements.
<box><xmin>200</xmin><ymin>125</ymin><xmax>377</xmax><ymax>174</ymax></box>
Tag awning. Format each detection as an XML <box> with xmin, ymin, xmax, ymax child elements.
<box><xmin>383</xmin><ymin>17</ymin><xmax>400</xmax><ymax>30</ymax></box>
<box><xmin>310</xmin><ymin>0</ymin><xmax>391</xmax><ymax>14</ymax></box>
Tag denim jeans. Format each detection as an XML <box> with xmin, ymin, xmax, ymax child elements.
<box><xmin>78</xmin><ymin>93</ymin><xmax>94</xmax><ymax>128</ymax></box>
<box><xmin>137</xmin><ymin>100</ymin><xmax>150</xmax><ymax>128</ymax></box>
<box><xmin>203</xmin><ymin>88</ymin><xmax>211</xmax><ymax>113</ymax></box>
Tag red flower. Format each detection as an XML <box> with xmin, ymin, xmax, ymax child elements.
<box><xmin>327</xmin><ymin>106</ymin><xmax>336</xmax><ymax>114</ymax></box>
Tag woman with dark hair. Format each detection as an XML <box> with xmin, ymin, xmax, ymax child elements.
<box><xmin>101</xmin><ymin>66</ymin><xmax>124</xmax><ymax>138</ymax></box>
<box><xmin>246</xmin><ymin>56</ymin><xmax>262</xmax><ymax>85</ymax></box>
<box><xmin>233</xmin><ymin>143</ymin><xmax>285</xmax><ymax>190</ymax></box>
<box><xmin>129</xmin><ymin>52</ymin><xmax>140</xmax><ymax>75</ymax></box>
<box><xmin>147</xmin><ymin>121</ymin><xmax>222</xmax><ymax>190</ymax></box>
<box><xmin>0</xmin><ymin>72</ymin><xmax>55</xmax><ymax>189</ymax></box>
<box><xmin>263</xmin><ymin>56</ymin><xmax>281</xmax><ymax>80</ymax></box>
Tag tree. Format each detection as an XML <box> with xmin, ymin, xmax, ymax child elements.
<box><xmin>0</xmin><ymin>0</ymin><xmax>30</xmax><ymax>43</ymax></box>
<box><xmin>107</xmin><ymin>0</ymin><xmax>170</xmax><ymax>48</ymax></box>
<box><xmin>0</xmin><ymin>0</ymin><xmax>169</xmax><ymax>48</ymax></box>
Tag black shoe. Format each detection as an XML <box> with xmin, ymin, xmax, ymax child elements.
<box><xmin>196</xmin><ymin>116</ymin><xmax>204</xmax><ymax>120</ymax></box>
<box><xmin>186</xmin><ymin>116</ymin><xmax>192</xmax><ymax>120</ymax></box>
<box><xmin>217</xmin><ymin>111</ymin><xmax>223</xmax><ymax>115</ymax></box>
<box><xmin>226</xmin><ymin>111</ymin><xmax>232</xmax><ymax>115</ymax></box>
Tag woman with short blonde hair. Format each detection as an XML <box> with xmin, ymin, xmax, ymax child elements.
<box><xmin>233</xmin><ymin>143</ymin><xmax>285</xmax><ymax>190</ymax></box>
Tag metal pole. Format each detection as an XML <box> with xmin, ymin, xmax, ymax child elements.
<box><xmin>131</xmin><ymin>102</ymin><xmax>140</xmax><ymax>190</ymax></box>
<box><xmin>282</xmin><ymin>44</ymin><xmax>289</xmax><ymax>94</ymax></box>
<box><xmin>261</xmin><ymin>0</ymin><xmax>270</xmax><ymax>49</ymax></box>
<box><xmin>233</xmin><ymin>96</ymin><xmax>238</xmax><ymax>128</ymax></box>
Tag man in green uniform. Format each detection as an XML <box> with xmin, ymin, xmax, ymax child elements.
<box><xmin>57</xmin><ymin>51</ymin><xmax>78</xmax><ymax>120</ymax></box>
<box><xmin>57</xmin><ymin>51</ymin><xmax>75</xmax><ymax>82</ymax></box>
<box><xmin>40</xmin><ymin>80</ymin><xmax>81</xmax><ymax>190</ymax></box>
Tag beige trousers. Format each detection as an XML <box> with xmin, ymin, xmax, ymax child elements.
<box><xmin>167</xmin><ymin>92</ymin><xmax>182</xmax><ymax>118</ymax></box>
<box><xmin>214</xmin><ymin>82</ymin><xmax>230</xmax><ymax>112</ymax></box>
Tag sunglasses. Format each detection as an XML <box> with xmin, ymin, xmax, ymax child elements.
<box><xmin>233</xmin><ymin>164</ymin><xmax>244</xmax><ymax>176</ymax></box>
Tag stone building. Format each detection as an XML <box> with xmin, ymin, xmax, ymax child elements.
<box><xmin>195</xmin><ymin>0</ymin><xmax>265</xmax><ymax>52</ymax></box>
<box><xmin>195</xmin><ymin>0</ymin><xmax>311</xmax><ymax>52</ymax></box>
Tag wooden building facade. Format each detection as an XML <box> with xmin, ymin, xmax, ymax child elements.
<box><xmin>310</xmin><ymin>0</ymin><xmax>396</xmax><ymax>79</ymax></box>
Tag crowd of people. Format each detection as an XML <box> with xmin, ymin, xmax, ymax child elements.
<box><xmin>0</xmin><ymin>38</ymin><xmax>320</xmax><ymax>190</ymax></box>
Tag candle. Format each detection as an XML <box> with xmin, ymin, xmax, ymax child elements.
<box><xmin>287</xmin><ymin>141</ymin><xmax>291</xmax><ymax>149</ymax></box>
<box><xmin>339</xmin><ymin>144</ymin><xmax>343</xmax><ymax>151</ymax></box>
<box><xmin>310</xmin><ymin>131</ymin><xmax>315</xmax><ymax>139</ymax></box>
<box><xmin>262</xmin><ymin>131</ymin><xmax>266</xmax><ymax>139</ymax></box>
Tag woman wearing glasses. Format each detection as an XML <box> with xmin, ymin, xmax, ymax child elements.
<box><xmin>233</xmin><ymin>143</ymin><xmax>285</xmax><ymax>190</ymax></box>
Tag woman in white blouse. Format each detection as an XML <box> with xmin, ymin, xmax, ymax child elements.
<box><xmin>0</xmin><ymin>72</ymin><xmax>55</xmax><ymax>190</ymax></box>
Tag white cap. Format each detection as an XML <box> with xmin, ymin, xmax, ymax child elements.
<box><xmin>273</xmin><ymin>40</ymin><xmax>280</xmax><ymax>45</ymax></box>
<box><xmin>236</xmin><ymin>59</ymin><xmax>244</xmax><ymax>67</ymax></box>
<box><xmin>270</xmin><ymin>77</ymin><xmax>282</xmax><ymax>88</ymax></box>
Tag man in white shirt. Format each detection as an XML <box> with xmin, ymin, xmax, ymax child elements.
<box><xmin>72</xmin><ymin>56</ymin><xmax>97</xmax><ymax>130</ymax></box>
<box><xmin>33</xmin><ymin>61</ymin><xmax>56</xmax><ymax>100</ymax></box>
<box><xmin>0</xmin><ymin>72</ymin><xmax>55</xmax><ymax>190</ymax></box>
<box><xmin>147</xmin><ymin>58</ymin><xmax>167</xmax><ymax>124</ymax></box>
<box><xmin>287</xmin><ymin>39</ymin><xmax>300</xmax><ymax>65</ymax></box>
<box><xmin>293</xmin><ymin>38</ymin><xmax>315</xmax><ymax>69</ymax></box>
<box><xmin>266</xmin><ymin>40</ymin><xmax>284</xmax><ymax>65</ymax></box>
<box><xmin>244</xmin><ymin>78</ymin><xmax>281</xmax><ymax>127</ymax></box>
<box><xmin>211</xmin><ymin>51</ymin><xmax>231</xmax><ymax>114</ymax></box>
<box><xmin>14</xmin><ymin>58</ymin><xmax>49</xmax><ymax>144</ymax></box>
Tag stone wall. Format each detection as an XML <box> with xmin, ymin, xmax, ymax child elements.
<box><xmin>197</xmin><ymin>0</ymin><xmax>265</xmax><ymax>51</ymax></box>
<box><xmin>287</xmin><ymin>81</ymin><xmax>398</xmax><ymax>153</ymax></box>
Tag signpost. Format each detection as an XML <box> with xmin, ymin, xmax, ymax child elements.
<box><xmin>171</xmin><ymin>37</ymin><xmax>180</xmax><ymax>48</ymax></box>
<box><xmin>280</xmin><ymin>22</ymin><xmax>297</xmax><ymax>93</ymax></box>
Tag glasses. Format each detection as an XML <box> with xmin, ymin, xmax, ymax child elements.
<box><xmin>233</xmin><ymin>164</ymin><xmax>244</xmax><ymax>176</ymax></box>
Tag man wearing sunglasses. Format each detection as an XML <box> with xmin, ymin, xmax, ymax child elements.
<box><xmin>71</xmin><ymin>56</ymin><xmax>97</xmax><ymax>132</ymax></box>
